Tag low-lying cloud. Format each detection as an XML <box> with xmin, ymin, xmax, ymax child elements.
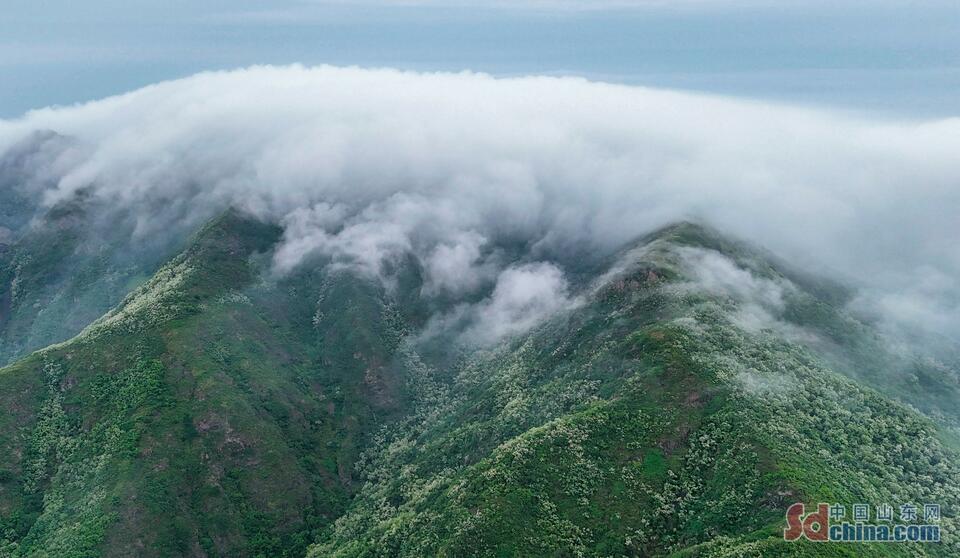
<box><xmin>421</xmin><ymin>261</ymin><xmax>572</xmax><ymax>346</ymax></box>
<box><xmin>1</xmin><ymin>64</ymin><xmax>959</xmax><ymax>340</ymax></box>
<box><xmin>674</xmin><ymin>246</ymin><xmax>818</xmax><ymax>342</ymax></box>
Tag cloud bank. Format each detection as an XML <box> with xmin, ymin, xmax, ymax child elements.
<box><xmin>1</xmin><ymin>64</ymin><xmax>959</xmax><ymax>339</ymax></box>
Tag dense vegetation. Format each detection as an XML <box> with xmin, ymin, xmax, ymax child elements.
<box><xmin>310</xmin><ymin>225</ymin><xmax>960</xmax><ymax>557</ymax></box>
<box><xmin>0</xmin><ymin>209</ymin><xmax>957</xmax><ymax>557</ymax></box>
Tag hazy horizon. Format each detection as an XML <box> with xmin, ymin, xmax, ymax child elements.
<box><xmin>2</xmin><ymin>0</ymin><xmax>959</xmax><ymax>118</ymax></box>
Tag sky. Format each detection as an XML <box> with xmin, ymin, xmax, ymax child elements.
<box><xmin>1</xmin><ymin>0</ymin><xmax>959</xmax><ymax>118</ymax></box>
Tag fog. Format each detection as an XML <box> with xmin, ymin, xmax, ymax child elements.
<box><xmin>1</xmin><ymin>65</ymin><xmax>958</xmax><ymax>339</ymax></box>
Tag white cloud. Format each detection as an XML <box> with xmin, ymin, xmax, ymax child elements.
<box><xmin>422</xmin><ymin>262</ymin><xmax>572</xmax><ymax>346</ymax></box>
<box><xmin>464</xmin><ymin>262</ymin><xmax>570</xmax><ymax>344</ymax></box>
<box><xmin>1</xmin><ymin>65</ymin><xmax>959</xmax><ymax>338</ymax></box>
<box><xmin>850</xmin><ymin>266</ymin><xmax>960</xmax><ymax>339</ymax></box>
<box><xmin>676</xmin><ymin>247</ymin><xmax>786</xmax><ymax>311</ymax></box>
<box><xmin>673</xmin><ymin>247</ymin><xmax>818</xmax><ymax>342</ymax></box>
<box><xmin>422</xmin><ymin>231</ymin><xmax>497</xmax><ymax>296</ymax></box>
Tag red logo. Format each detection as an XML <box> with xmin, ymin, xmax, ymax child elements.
<box><xmin>784</xmin><ymin>503</ymin><xmax>829</xmax><ymax>541</ymax></box>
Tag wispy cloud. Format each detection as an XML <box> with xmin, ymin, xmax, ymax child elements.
<box><xmin>2</xmin><ymin>65</ymin><xmax>959</xmax><ymax>339</ymax></box>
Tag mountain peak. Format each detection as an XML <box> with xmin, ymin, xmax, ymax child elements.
<box><xmin>0</xmin><ymin>211</ymin><xmax>958</xmax><ymax>557</ymax></box>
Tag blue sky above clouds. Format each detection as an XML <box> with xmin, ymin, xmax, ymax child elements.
<box><xmin>1</xmin><ymin>0</ymin><xmax>958</xmax><ymax>117</ymax></box>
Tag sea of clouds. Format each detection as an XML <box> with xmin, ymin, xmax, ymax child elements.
<box><xmin>0</xmin><ymin>65</ymin><xmax>958</xmax><ymax>341</ymax></box>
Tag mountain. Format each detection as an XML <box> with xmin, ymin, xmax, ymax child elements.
<box><xmin>0</xmin><ymin>195</ymin><xmax>174</xmax><ymax>366</ymax></box>
<box><xmin>0</xmin><ymin>131</ymin><xmax>220</xmax><ymax>367</ymax></box>
<box><xmin>0</xmin><ymin>208</ymin><xmax>957</xmax><ymax>557</ymax></box>
<box><xmin>0</xmin><ymin>131</ymin><xmax>67</xmax><ymax>242</ymax></box>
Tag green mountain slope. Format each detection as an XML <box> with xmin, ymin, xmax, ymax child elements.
<box><xmin>0</xmin><ymin>216</ymin><xmax>957</xmax><ymax>557</ymax></box>
<box><xmin>0</xmin><ymin>211</ymin><xmax>430</xmax><ymax>557</ymax></box>
<box><xmin>309</xmin><ymin>224</ymin><xmax>960</xmax><ymax>557</ymax></box>
<box><xmin>0</xmin><ymin>194</ymin><xmax>183</xmax><ymax>367</ymax></box>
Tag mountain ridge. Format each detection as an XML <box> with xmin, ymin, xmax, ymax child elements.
<box><xmin>0</xmin><ymin>211</ymin><xmax>956</xmax><ymax>557</ymax></box>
